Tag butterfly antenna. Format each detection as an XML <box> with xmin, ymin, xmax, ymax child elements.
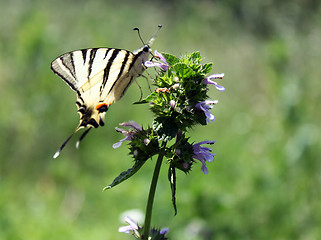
<box><xmin>75</xmin><ymin>127</ymin><xmax>92</xmax><ymax>149</ymax></box>
<box><xmin>133</xmin><ymin>27</ymin><xmax>145</xmax><ymax>45</ymax></box>
<box><xmin>53</xmin><ymin>126</ymin><xmax>82</xmax><ymax>159</ymax></box>
<box><xmin>133</xmin><ymin>24</ymin><xmax>162</xmax><ymax>46</ymax></box>
<box><xmin>147</xmin><ymin>24</ymin><xmax>162</xmax><ymax>46</ymax></box>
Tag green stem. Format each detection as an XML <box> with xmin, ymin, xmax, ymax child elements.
<box><xmin>142</xmin><ymin>142</ymin><xmax>166</xmax><ymax>239</ymax></box>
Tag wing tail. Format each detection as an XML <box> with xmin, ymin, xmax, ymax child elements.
<box><xmin>75</xmin><ymin>127</ymin><xmax>92</xmax><ymax>149</ymax></box>
<box><xmin>53</xmin><ymin>125</ymin><xmax>83</xmax><ymax>158</ymax></box>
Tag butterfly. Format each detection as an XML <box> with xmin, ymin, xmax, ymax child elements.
<box><xmin>51</xmin><ymin>25</ymin><xmax>162</xmax><ymax>158</ymax></box>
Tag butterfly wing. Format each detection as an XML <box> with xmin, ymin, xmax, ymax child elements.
<box><xmin>51</xmin><ymin>47</ymin><xmax>150</xmax><ymax>129</ymax></box>
<box><xmin>51</xmin><ymin>26</ymin><xmax>161</xmax><ymax>158</ymax></box>
<box><xmin>100</xmin><ymin>48</ymin><xmax>149</xmax><ymax>105</ymax></box>
<box><xmin>51</xmin><ymin>48</ymin><xmax>114</xmax><ymax>92</ymax></box>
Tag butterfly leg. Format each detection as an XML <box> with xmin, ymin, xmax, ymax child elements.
<box><xmin>134</xmin><ymin>79</ymin><xmax>143</xmax><ymax>101</ymax></box>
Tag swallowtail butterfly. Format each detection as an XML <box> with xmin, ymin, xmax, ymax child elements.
<box><xmin>51</xmin><ymin>25</ymin><xmax>162</xmax><ymax>158</ymax></box>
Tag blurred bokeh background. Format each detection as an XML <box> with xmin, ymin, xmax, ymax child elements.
<box><xmin>1</xmin><ymin>0</ymin><xmax>320</xmax><ymax>239</ymax></box>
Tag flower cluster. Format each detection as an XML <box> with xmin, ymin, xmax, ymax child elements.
<box><xmin>166</xmin><ymin>132</ymin><xmax>216</xmax><ymax>175</ymax></box>
<box><xmin>139</xmin><ymin>51</ymin><xmax>224</xmax><ymax>138</ymax></box>
<box><xmin>113</xmin><ymin>121</ymin><xmax>159</xmax><ymax>162</ymax></box>
<box><xmin>106</xmin><ymin>50</ymin><xmax>225</xmax><ymax>238</ymax></box>
<box><xmin>107</xmin><ymin>51</ymin><xmax>224</xmax><ymax>185</ymax></box>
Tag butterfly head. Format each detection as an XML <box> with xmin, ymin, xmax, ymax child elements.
<box><xmin>143</xmin><ymin>45</ymin><xmax>150</xmax><ymax>53</ymax></box>
<box><xmin>133</xmin><ymin>24</ymin><xmax>162</xmax><ymax>56</ymax></box>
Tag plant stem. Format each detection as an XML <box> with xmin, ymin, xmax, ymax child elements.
<box><xmin>142</xmin><ymin>142</ymin><xmax>166</xmax><ymax>239</ymax></box>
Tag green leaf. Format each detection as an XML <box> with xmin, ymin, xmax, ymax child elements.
<box><xmin>202</xmin><ymin>63</ymin><xmax>213</xmax><ymax>74</ymax></box>
<box><xmin>162</xmin><ymin>52</ymin><xmax>180</xmax><ymax>66</ymax></box>
<box><xmin>153</xmin><ymin>117</ymin><xmax>179</xmax><ymax>141</ymax></box>
<box><xmin>103</xmin><ymin>160</ymin><xmax>146</xmax><ymax>190</ymax></box>
<box><xmin>189</xmin><ymin>51</ymin><xmax>201</xmax><ymax>63</ymax></box>
<box><xmin>134</xmin><ymin>91</ymin><xmax>158</xmax><ymax>104</ymax></box>
<box><xmin>173</xmin><ymin>63</ymin><xmax>194</xmax><ymax>79</ymax></box>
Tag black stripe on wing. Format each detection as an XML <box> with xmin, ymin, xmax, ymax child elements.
<box><xmin>104</xmin><ymin>49</ymin><xmax>110</xmax><ymax>59</ymax></box>
<box><xmin>128</xmin><ymin>50</ymin><xmax>144</xmax><ymax>73</ymax></box>
<box><xmin>107</xmin><ymin>49</ymin><xmax>144</xmax><ymax>97</ymax></box>
<box><xmin>81</xmin><ymin>49</ymin><xmax>87</xmax><ymax>64</ymax></box>
<box><xmin>87</xmin><ymin>48</ymin><xmax>98</xmax><ymax>80</ymax></box>
<box><xmin>100</xmin><ymin>49</ymin><xmax>121</xmax><ymax>93</ymax></box>
<box><xmin>51</xmin><ymin>51</ymin><xmax>80</xmax><ymax>91</ymax></box>
<box><xmin>61</xmin><ymin>53</ymin><xmax>77</xmax><ymax>80</ymax></box>
<box><xmin>106</xmin><ymin>51</ymin><xmax>132</xmax><ymax>96</ymax></box>
<box><xmin>119</xmin><ymin>75</ymin><xmax>134</xmax><ymax>99</ymax></box>
<box><xmin>116</xmin><ymin>51</ymin><xmax>130</xmax><ymax>80</ymax></box>
<box><xmin>51</xmin><ymin>62</ymin><xmax>78</xmax><ymax>92</ymax></box>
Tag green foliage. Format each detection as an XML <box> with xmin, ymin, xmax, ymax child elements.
<box><xmin>138</xmin><ymin>52</ymin><xmax>213</xmax><ymax>140</ymax></box>
<box><xmin>107</xmin><ymin>52</ymin><xmax>219</xmax><ymax>221</ymax></box>
<box><xmin>105</xmin><ymin>127</ymin><xmax>159</xmax><ymax>189</ymax></box>
<box><xmin>104</xmin><ymin>160</ymin><xmax>146</xmax><ymax>190</ymax></box>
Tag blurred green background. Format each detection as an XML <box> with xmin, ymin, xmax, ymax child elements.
<box><xmin>1</xmin><ymin>0</ymin><xmax>320</xmax><ymax>239</ymax></box>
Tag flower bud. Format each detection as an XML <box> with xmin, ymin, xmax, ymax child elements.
<box><xmin>175</xmin><ymin>149</ymin><xmax>181</xmax><ymax>155</ymax></box>
<box><xmin>133</xmin><ymin>150</ymin><xmax>138</xmax><ymax>157</ymax></box>
<box><xmin>144</xmin><ymin>138</ymin><xmax>150</xmax><ymax>146</ymax></box>
<box><xmin>169</xmin><ymin>100</ymin><xmax>176</xmax><ymax>109</ymax></box>
<box><xmin>183</xmin><ymin>161</ymin><xmax>189</xmax><ymax>169</ymax></box>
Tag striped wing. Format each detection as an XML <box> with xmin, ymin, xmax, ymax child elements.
<box><xmin>51</xmin><ymin>46</ymin><xmax>150</xmax><ymax>159</ymax></box>
<box><xmin>51</xmin><ymin>47</ymin><xmax>148</xmax><ymax>129</ymax></box>
<box><xmin>51</xmin><ymin>48</ymin><xmax>132</xmax><ymax>95</ymax></box>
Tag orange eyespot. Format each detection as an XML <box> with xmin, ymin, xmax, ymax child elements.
<box><xmin>96</xmin><ymin>103</ymin><xmax>109</xmax><ymax>113</ymax></box>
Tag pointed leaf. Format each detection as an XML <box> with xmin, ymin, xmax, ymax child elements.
<box><xmin>161</xmin><ymin>53</ymin><xmax>180</xmax><ymax>66</ymax></box>
<box><xmin>103</xmin><ymin>160</ymin><xmax>146</xmax><ymax>190</ymax></box>
<box><xmin>134</xmin><ymin>91</ymin><xmax>158</xmax><ymax>104</ymax></box>
<box><xmin>190</xmin><ymin>52</ymin><xmax>201</xmax><ymax>63</ymax></box>
<box><xmin>173</xmin><ymin>63</ymin><xmax>194</xmax><ymax>79</ymax></box>
<box><xmin>202</xmin><ymin>63</ymin><xmax>213</xmax><ymax>75</ymax></box>
<box><xmin>153</xmin><ymin>117</ymin><xmax>179</xmax><ymax>141</ymax></box>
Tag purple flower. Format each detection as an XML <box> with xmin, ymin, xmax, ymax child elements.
<box><xmin>145</xmin><ymin>50</ymin><xmax>169</xmax><ymax>71</ymax></box>
<box><xmin>119</xmin><ymin>216</ymin><xmax>140</xmax><ymax>236</ymax></box>
<box><xmin>160</xmin><ymin>227</ymin><xmax>169</xmax><ymax>235</ymax></box>
<box><xmin>203</xmin><ymin>73</ymin><xmax>225</xmax><ymax>91</ymax></box>
<box><xmin>195</xmin><ymin>100</ymin><xmax>218</xmax><ymax>123</ymax></box>
<box><xmin>119</xmin><ymin>217</ymin><xmax>169</xmax><ymax>238</ymax></box>
<box><xmin>193</xmin><ymin>141</ymin><xmax>216</xmax><ymax>174</ymax></box>
<box><xmin>113</xmin><ymin>121</ymin><xmax>142</xmax><ymax>149</ymax></box>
